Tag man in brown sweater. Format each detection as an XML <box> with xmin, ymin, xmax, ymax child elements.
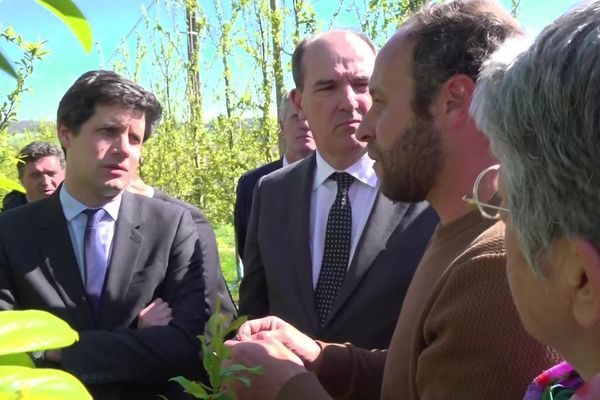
<box><xmin>226</xmin><ymin>1</ymin><xmax>560</xmax><ymax>399</ymax></box>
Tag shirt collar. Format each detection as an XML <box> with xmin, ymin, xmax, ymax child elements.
<box><xmin>59</xmin><ymin>184</ymin><xmax>122</xmax><ymax>222</ymax></box>
<box><xmin>312</xmin><ymin>150</ymin><xmax>378</xmax><ymax>191</ymax></box>
<box><xmin>282</xmin><ymin>156</ymin><xmax>289</xmax><ymax>168</ymax></box>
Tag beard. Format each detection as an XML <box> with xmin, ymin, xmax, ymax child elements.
<box><xmin>370</xmin><ymin>116</ymin><xmax>444</xmax><ymax>202</ymax></box>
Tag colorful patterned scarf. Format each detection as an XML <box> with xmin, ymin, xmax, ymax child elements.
<box><xmin>524</xmin><ymin>362</ymin><xmax>600</xmax><ymax>400</ymax></box>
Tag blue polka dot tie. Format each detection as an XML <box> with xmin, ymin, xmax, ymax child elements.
<box><xmin>315</xmin><ymin>172</ymin><xmax>354</xmax><ymax>327</ymax></box>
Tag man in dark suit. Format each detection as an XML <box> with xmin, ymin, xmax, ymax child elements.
<box><xmin>238</xmin><ymin>30</ymin><xmax>438</xmax><ymax>349</ymax></box>
<box><xmin>0</xmin><ymin>70</ymin><xmax>206</xmax><ymax>399</ymax></box>
<box><xmin>234</xmin><ymin>92</ymin><xmax>315</xmax><ymax>260</ymax></box>
<box><xmin>2</xmin><ymin>141</ymin><xmax>65</xmax><ymax>211</ymax></box>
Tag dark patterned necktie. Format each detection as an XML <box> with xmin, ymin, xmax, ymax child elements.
<box><xmin>83</xmin><ymin>208</ymin><xmax>109</xmax><ymax>319</ymax></box>
<box><xmin>315</xmin><ymin>172</ymin><xmax>354</xmax><ymax>326</ymax></box>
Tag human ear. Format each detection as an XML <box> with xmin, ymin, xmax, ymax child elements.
<box><xmin>566</xmin><ymin>238</ymin><xmax>600</xmax><ymax>329</ymax></box>
<box><xmin>57</xmin><ymin>124</ymin><xmax>72</xmax><ymax>148</ymax></box>
<box><xmin>433</xmin><ymin>74</ymin><xmax>476</xmax><ymax>130</ymax></box>
<box><xmin>290</xmin><ymin>89</ymin><xmax>306</xmax><ymax>120</ymax></box>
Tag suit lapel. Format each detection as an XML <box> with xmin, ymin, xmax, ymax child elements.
<box><xmin>288</xmin><ymin>155</ymin><xmax>320</xmax><ymax>333</ymax></box>
<box><xmin>325</xmin><ymin>193</ymin><xmax>409</xmax><ymax>326</ymax></box>
<box><xmin>97</xmin><ymin>192</ymin><xmax>144</xmax><ymax>328</ymax></box>
<box><xmin>36</xmin><ymin>193</ymin><xmax>95</xmax><ymax>329</ymax></box>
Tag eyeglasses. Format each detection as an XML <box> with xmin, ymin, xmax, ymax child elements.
<box><xmin>462</xmin><ymin>164</ymin><xmax>510</xmax><ymax>220</ymax></box>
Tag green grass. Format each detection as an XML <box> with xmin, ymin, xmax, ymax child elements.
<box><xmin>214</xmin><ymin>224</ymin><xmax>240</xmax><ymax>304</ymax></box>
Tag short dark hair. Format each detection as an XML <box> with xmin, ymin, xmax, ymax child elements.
<box><xmin>17</xmin><ymin>141</ymin><xmax>65</xmax><ymax>178</ymax></box>
<box><xmin>291</xmin><ymin>30</ymin><xmax>376</xmax><ymax>91</ymax></box>
<box><xmin>406</xmin><ymin>0</ymin><xmax>521</xmax><ymax>118</ymax></box>
<box><xmin>57</xmin><ymin>70</ymin><xmax>162</xmax><ymax>141</ymax></box>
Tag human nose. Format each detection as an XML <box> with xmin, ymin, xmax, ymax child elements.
<box><xmin>338</xmin><ymin>85</ymin><xmax>359</xmax><ymax>112</ymax></box>
<box><xmin>114</xmin><ymin>133</ymin><xmax>131</xmax><ymax>156</ymax></box>
<box><xmin>356</xmin><ymin>112</ymin><xmax>375</xmax><ymax>143</ymax></box>
<box><xmin>41</xmin><ymin>174</ymin><xmax>52</xmax><ymax>187</ymax></box>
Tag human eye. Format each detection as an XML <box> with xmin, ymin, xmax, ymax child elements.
<box><xmin>317</xmin><ymin>84</ymin><xmax>334</xmax><ymax>92</ymax></box>
<box><xmin>129</xmin><ymin>132</ymin><xmax>143</xmax><ymax>145</ymax></box>
<box><xmin>98</xmin><ymin>126</ymin><xmax>117</xmax><ymax>136</ymax></box>
<box><xmin>353</xmin><ymin>80</ymin><xmax>369</xmax><ymax>93</ymax></box>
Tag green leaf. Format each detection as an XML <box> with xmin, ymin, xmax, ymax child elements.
<box><xmin>222</xmin><ymin>315</ymin><xmax>247</xmax><ymax>339</ymax></box>
<box><xmin>0</xmin><ymin>49</ymin><xmax>18</xmax><ymax>79</ymax></box>
<box><xmin>221</xmin><ymin>364</ymin><xmax>263</xmax><ymax>377</ymax></box>
<box><xmin>0</xmin><ymin>175</ymin><xmax>25</xmax><ymax>193</ymax></box>
<box><xmin>235</xmin><ymin>376</ymin><xmax>251</xmax><ymax>388</ymax></box>
<box><xmin>34</xmin><ymin>0</ymin><xmax>92</xmax><ymax>53</ymax></box>
<box><xmin>0</xmin><ymin>310</ymin><xmax>79</xmax><ymax>355</ymax></box>
<box><xmin>169</xmin><ymin>376</ymin><xmax>210</xmax><ymax>399</ymax></box>
<box><xmin>0</xmin><ymin>366</ymin><xmax>92</xmax><ymax>399</ymax></box>
<box><xmin>0</xmin><ymin>352</ymin><xmax>34</xmax><ymax>368</ymax></box>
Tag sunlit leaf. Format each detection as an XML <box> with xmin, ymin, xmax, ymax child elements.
<box><xmin>0</xmin><ymin>352</ymin><xmax>34</xmax><ymax>368</ymax></box>
<box><xmin>0</xmin><ymin>310</ymin><xmax>78</xmax><ymax>356</ymax></box>
<box><xmin>0</xmin><ymin>366</ymin><xmax>91</xmax><ymax>399</ymax></box>
<box><xmin>223</xmin><ymin>315</ymin><xmax>247</xmax><ymax>338</ymax></box>
<box><xmin>0</xmin><ymin>50</ymin><xmax>17</xmax><ymax>79</ymax></box>
<box><xmin>220</xmin><ymin>364</ymin><xmax>263</xmax><ymax>378</ymax></box>
<box><xmin>34</xmin><ymin>0</ymin><xmax>92</xmax><ymax>53</ymax></box>
<box><xmin>0</xmin><ymin>175</ymin><xmax>25</xmax><ymax>193</ymax></box>
<box><xmin>170</xmin><ymin>376</ymin><xmax>210</xmax><ymax>398</ymax></box>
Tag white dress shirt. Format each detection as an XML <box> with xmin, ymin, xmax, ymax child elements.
<box><xmin>309</xmin><ymin>151</ymin><xmax>378</xmax><ymax>288</ymax></box>
<box><xmin>59</xmin><ymin>185</ymin><xmax>121</xmax><ymax>280</ymax></box>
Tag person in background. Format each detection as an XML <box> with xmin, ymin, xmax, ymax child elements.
<box><xmin>234</xmin><ymin>91</ymin><xmax>315</xmax><ymax>260</ymax></box>
<box><xmin>472</xmin><ymin>2</ymin><xmax>600</xmax><ymax>398</ymax></box>
<box><xmin>2</xmin><ymin>140</ymin><xmax>65</xmax><ymax>210</ymax></box>
<box><xmin>227</xmin><ymin>1</ymin><xmax>558</xmax><ymax>399</ymax></box>
<box><xmin>238</xmin><ymin>27</ymin><xmax>438</xmax><ymax>351</ymax></box>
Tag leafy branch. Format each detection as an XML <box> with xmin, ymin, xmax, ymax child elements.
<box><xmin>170</xmin><ymin>301</ymin><xmax>263</xmax><ymax>399</ymax></box>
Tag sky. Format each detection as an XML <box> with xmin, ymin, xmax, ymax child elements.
<box><xmin>0</xmin><ymin>0</ymin><xmax>579</xmax><ymax>122</ymax></box>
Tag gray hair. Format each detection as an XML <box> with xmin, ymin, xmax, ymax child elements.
<box><xmin>291</xmin><ymin>29</ymin><xmax>376</xmax><ymax>91</ymax></box>
<box><xmin>17</xmin><ymin>141</ymin><xmax>65</xmax><ymax>178</ymax></box>
<box><xmin>277</xmin><ymin>92</ymin><xmax>293</xmax><ymax>127</ymax></box>
<box><xmin>471</xmin><ymin>1</ymin><xmax>600</xmax><ymax>276</ymax></box>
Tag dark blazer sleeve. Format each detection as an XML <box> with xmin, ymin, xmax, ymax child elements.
<box><xmin>153</xmin><ymin>190</ymin><xmax>236</xmax><ymax>320</ymax></box>
<box><xmin>186</xmin><ymin>204</ymin><xmax>237</xmax><ymax>320</ymax></box>
<box><xmin>59</xmin><ymin>207</ymin><xmax>206</xmax><ymax>385</ymax></box>
<box><xmin>234</xmin><ymin>160</ymin><xmax>282</xmax><ymax>260</ymax></box>
<box><xmin>2</xmin><ymin>190</ymin><xmax>27</xmax><ymax>211</ymax></box>
<box><xmin>234</xmin><ymin>175</ymin><xmax>249</xmax><ymax>261</ymax></box>
<box><xmin>238</xmin><ymin>177</ymin><xmax>269</xmax><ymax>318</ymax></box>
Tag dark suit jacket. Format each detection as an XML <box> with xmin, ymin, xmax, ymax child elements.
<box><xmin>0</xmin><ymin>191</ymin><xmax>206</xmax><ymax>399</ymax></box>
<box><xmin>234</xmin><ymin>159</ymin><xmax>283</xmax><ymax>259</ymax></box>
<box><xmin>239</xmin><ymin>154</ymin><xmax>439</xmax><ymax>349</ymax></box>
<box><xmin>153</xmin><ymin>189</ymin><xmax>236</xmax><ymax>321</ymax></box>
<box><xmin>2</xmin><ymin>190</ymin><xmax>27</xmax><ymax>211</ymax></box>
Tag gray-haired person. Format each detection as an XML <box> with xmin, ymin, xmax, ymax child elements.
<box><xmin>2</xmin><ymin>141</ymin><xmax>65</xmax><ymax>210</ymax></box>
<box><xmin>472</xmin><ymin>1</ymin><xmax>600</xmax><ymax>397</ymax></box>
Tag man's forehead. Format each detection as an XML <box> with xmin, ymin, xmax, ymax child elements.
<box><xmin>27</xmin><ymin>155</ymin><xmax>62</xmax><ymax>169</ymax></box>
<box><xmin>370</xmin><ymin>32</ymin><xmax>414</xmax><ymax>90</ymax></box>
<box><xmin>91</xmin><ymin>105</ymin><xmax>145</xmax><ymax>123</ymax></box>
<box><xmin>304</xmin><ymin>33</ymin><xmax>374</xmax><ymax>72</ymax></box>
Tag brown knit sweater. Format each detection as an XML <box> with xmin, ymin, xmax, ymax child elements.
<box><xmin>277</xmin><ymin>211</ymin><xmax>560</xmax><ymax>400</ymax></box>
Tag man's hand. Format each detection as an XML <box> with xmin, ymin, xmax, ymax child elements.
<box><xmin>236</xmin><ymin>316</ymin><xmax>322</xmax><ymax>368</ymax></box>
<box><xmin>138</xmin><ymin>298</ymin><xmax>172</xmax><ymax>328</ymax></box>
<box><xmin>225</xmin><ymin>337</ymin><xmax>306</xmax><ymax>400</ymax></box>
